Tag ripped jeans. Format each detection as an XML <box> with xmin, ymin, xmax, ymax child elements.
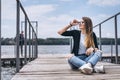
<box><xmin>68</xmin><ymin>50</ymin><xmax>102</xmax><ymax>69</ymax></box>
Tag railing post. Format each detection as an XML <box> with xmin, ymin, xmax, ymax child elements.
<box><xmin>35</xmin><ymin>37</ymin><xmax>38</xmax><ymax>58</ymax></box>
<box><xmin>0</xmin><ymin>0</ymin><xmax>1</xmax><ymax>79</ymax></box>
<box><xmin>69</xmin><ymin>28</ymin><xmax>73</xmax><ymax>53</ymax></box>
<box><xmin>36</xmin><ymin>21</ymin><xmax>38</xmax><ymax>37</ymax></box>
<box><xmin>29</xmin><ymin>24</ymin><xmax>31</xmax><ymax>61</ymax></box>
<box><xmin>32</xmin><ymin>30</ymin><xmax>34</xmax><ymax>60</ymax></box>
<box><xmin>24</xmin><ymin>16</ymin><xmax>27</xmax><ymax>64</ymax></box>
<box><xmin>16</xmin><ymin>0</ymin><xmax>20</xmax><ymax>72</ymax></box>
<box><xmin>111</xmin><ymin>40</ymin><xmax>113</xmax><ymax>63</ymax></box>
<box><xmin>114</xmin><ymin>15</ymin><xmax>118</xmax><ymax>64</ymax></box>
<box><xmin>36</xmin><ymin>38</ymin><xmax>38</xmax><ymax>58</ymax></box>
<box><xmin>33</xmin><ymin>34</ymin><xmax>35</xmax><ymax>59</ymax></box>
<box><xmin>99</xmin><ymin>24</ymin><xmax>102</xmax><ymax>50</ymax></box>
<box><xmin>36</xmin><ymin>21</ymin><xmax>38</xmax><ymax>58</ymax></box>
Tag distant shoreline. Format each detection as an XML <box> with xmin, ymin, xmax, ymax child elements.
<box><xmin>1</xmin><ymin>37</ymin><xmax>120</xmax><ymax>45</ymax></box>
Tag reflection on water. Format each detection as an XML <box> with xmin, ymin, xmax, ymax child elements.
<box><xmin>2</xmin><ymin>67</ymin><xmax>15</xmax><ymax>80</ymax></box>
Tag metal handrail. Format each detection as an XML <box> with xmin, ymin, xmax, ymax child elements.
<box><xmin>16</xmin><ymin>0</ymin><xmax>38</xmax><ymax>72</ymax></box>
<box><xmin>93</xmin><ymin>12</ymin><xmax>120</xmax><ymax>64</ymax></box>
<box><xmin>19</xmin><ymin>2</ymin><xmax>37</xmax><ymax>38</ymax></box>
<box><xmin>93</xmin><ymin>12</ymin><xmax>120</xmax><ymax>28</ymax></box>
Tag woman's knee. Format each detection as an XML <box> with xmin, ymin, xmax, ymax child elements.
<box><xmin>68</xmin><ymin>56</ymin><xmax>76</xmax><ymax>62</ymax></box>
<box><xmin>68</xmin><ymin>56</ymin><xmax>82</xmax><ymax>65</ymax></box>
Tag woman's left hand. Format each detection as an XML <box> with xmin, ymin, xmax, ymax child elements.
<box><xmin>86</xmin><ymin>47</ymin><xmax>94</xmax><ymax>55</ymax></box>
<box><xmin>65</xmin><ymin>54</ymin><xmax>74</xmax><ymax>59</ymax></box>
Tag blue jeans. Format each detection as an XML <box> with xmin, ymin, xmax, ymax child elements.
<box><xmin>68</xmin><ymin>51</ymin><xmax>102</xmax><ymax>70</ymax></box>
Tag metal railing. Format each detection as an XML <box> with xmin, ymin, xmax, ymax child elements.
<box><xmin>0</xmin><ymin>0</ymin><xmax>38</xmax><ymax>79</ymax></box>
<box><xmin>93</xmin><ymin>12</ymin><xmax>120</xmax><ymax>64</ymax></box>
<box><xmin>16</xmin><ymin>0</ymin><xmax>38</xmax><ymax>72</ymax></box>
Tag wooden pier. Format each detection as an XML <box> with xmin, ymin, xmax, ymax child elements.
<box><xmin>11</xmin><ymin>54</ymin><xmax>120</xmax><ymax>80</ymax></box>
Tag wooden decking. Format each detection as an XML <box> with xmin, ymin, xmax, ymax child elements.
<box><xmin>11</xmin><ymin>54</ymin><xmax>120</xmax><ymax>80</ymax></box>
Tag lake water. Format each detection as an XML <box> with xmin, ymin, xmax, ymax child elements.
<box><xmin>2</xmin><ymin>45</ymin><xmax>120</xmax><ymax>57</ymax></box>
<box><xmin>1</xmin><ymin>45</ymin><xmax>120</xmax><ymax>80</ymax></box>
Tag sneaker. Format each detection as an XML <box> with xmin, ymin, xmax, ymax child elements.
<box><xmin>94</xmin><ymin>65</ymin><xmax>105</xmax><ymax>73</ymax></box>
<box><xmin>80</xmin><ymin>63</ymin><xmax>93</xmax><ymax>75</ymax></box>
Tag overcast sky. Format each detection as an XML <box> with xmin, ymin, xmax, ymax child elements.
<box><xmin>1</xmin><ymin>0</ymin><xmax>120</xmax><ymax>38</ymax></box>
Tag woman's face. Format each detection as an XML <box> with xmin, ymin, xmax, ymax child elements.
<box><xmin>79</xmin><ymin>19</ymin><xmax>85</xmax><ymax>30</ymax></box>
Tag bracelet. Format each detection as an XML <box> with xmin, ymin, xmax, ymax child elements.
<box><xmin>93</xmin><ymin>48</ymin><xmax>95</xmax><ymax>52</ymax></box>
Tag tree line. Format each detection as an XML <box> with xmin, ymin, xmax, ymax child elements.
<box><xmin>1</xmin><ymin>37</ymin><xmax>120</xmax><ymax>45</ymax></box>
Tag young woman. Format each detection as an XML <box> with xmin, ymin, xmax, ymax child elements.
<box><xmin>58</xmin><ymin>17</ymin><xmax>105</xmax><ymax>74</ymax></box>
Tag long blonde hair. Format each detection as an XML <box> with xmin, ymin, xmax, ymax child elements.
<box><xmin>82</xmin><ymin>17</ymin><xmax>95</xmax><ymax>48</ymax></box>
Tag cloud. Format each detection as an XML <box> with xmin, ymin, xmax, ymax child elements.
<box><xmin>88</xmin><ymin>0</ymin><xmax>120</xmax><ymax>6</ymax></box>
<box><xmin>1</xmin><ymin>24</ymin><xmax>16</xmax><ymax>37</ymax></box>
<box><xmin>1</xmin><ymin>0</ymin><xmax>73</xmax><ymax>38</ymax></box>
<box><xmin>2</xmin><ymin>0</ymin><xmax>119</xmax><ymax>38</ymax></box>
<box><xmin>1</xmin><ymin>0</ymin><xmax>16</xmax><ymax>38</ymax></box>
<box><xmin>25</xmin><ymin>4</ymin><xmax>57</xmax><ymax>20</ymax></box>
<box><xmin>91</xmin><ymin>14</ymin><xmax>111</xmax><ymax>25</ymax></box>
<box><xmin>37</xmin><ymin>14</ymin><xmax>73</xmax><ymax>38</ymax></box>
<box><xmin>23</xmin><ymin>4</ymin><xmax>74</xmax><ymax>38</ymax></box>
<box><xmin>2</xmin><ymin>0</ymin><xmax>16</xmax><ymax>20</ymax></box>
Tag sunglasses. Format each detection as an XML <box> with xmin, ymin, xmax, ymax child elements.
<box><xmin>78</xmin><ymin>21</ymin><xmax>85</xmax><ymax>24</ymax></box>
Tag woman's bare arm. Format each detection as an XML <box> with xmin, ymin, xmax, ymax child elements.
<box><xmin>58</xmin><ymin>19</ymin><xmax>79</xmax><ymax>35</ymax></box>
<box><xmin>57</xmin><ymin>24</ymin><xmax>72</xmax><ymax>35</ymax></box>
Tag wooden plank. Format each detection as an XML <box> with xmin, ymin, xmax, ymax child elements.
<box><xmin>11</xmin><ymin>54</ymin><xmax>120</xmax><ymax>80</ymax></box>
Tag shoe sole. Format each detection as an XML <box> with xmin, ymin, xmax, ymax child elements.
<box><xmin>80</xmin><ymin>68</ymin><xmax>92</xmax><ymax>75</ymax></box>
<box><xmin>94</xmin><ymin>66</ymin><xmax>105</xmax><ymax>74</ymax></box>
<box><xmin>100</xmin><ymin>66</ymin><xmax>105</xmax><ymax>74</ymax></box>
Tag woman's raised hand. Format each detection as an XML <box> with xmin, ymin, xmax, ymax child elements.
<box><xmin>70</xmin><ymin>19</ymin><xmax>80</xmax><ymax>26</ymax></box>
